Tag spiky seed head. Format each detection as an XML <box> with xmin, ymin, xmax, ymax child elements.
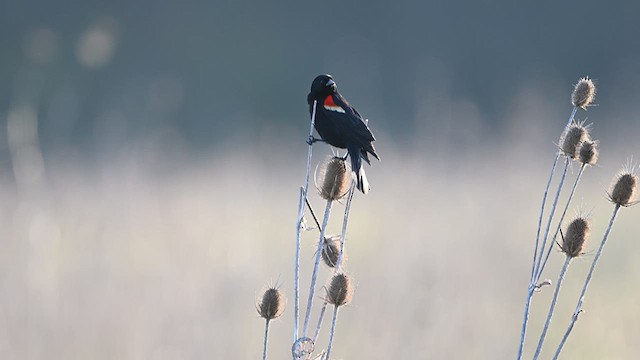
<box><xmin>578</xmin><ymin>140</ymin><xmax>599</xmax><ymax>165</ymax></box>
<box><xmin>561</xmin><ymin>217</ymin><xmax>590</xmax><ymax>258</ymax></box>
<box><xmin>326</xmin><ymin>273</ymin><xmax>353</xmax><ymax>307</ymax></box>
<box><xmin>571</xmin><ymin>77</ymin><xmax>596</xmax><ymax>109</ymax></box>
<box><xmin>322</xmin><ymin>235</ymin><xmax>345</xmax><ymax>268</ymax></box>
<box><xmin>316</xmin><ymin>156</ymin><xmax>351</xmax><ymax>201</ymax></box>
<box><xmin>257</xmin><ymin>287</ymin><xmax>286</xmax><ymax>320</ymax></box>
<box><xmin>561</xmin><ymin>124</ymin><xmax>589</xmax><ymax>158</ymax></box>
<box><xmin>609</xmin><ymin>172</ymin><xmax>638</xmax><ymax>207</ymax></box>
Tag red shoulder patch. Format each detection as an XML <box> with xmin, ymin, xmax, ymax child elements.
<box><xmin>324</xmin><ymin>95</ymin><xmax>337</xmax><ymax>107</ymax></box>
<box><xmin>323</xmin><ymin>95</ymin><xmax>346</xmax><ymax>113</ymax></box>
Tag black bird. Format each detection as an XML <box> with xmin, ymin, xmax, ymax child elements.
<box><xmin>307</xmin><ymin>74</ymin><xmax>379</xmax><ymax>194</ymax></box>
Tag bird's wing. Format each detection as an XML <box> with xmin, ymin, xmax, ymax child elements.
<box><xmin>322</xmin><ymin>94</ymin><xmax>376</xmax><ymax>144</ymax></box>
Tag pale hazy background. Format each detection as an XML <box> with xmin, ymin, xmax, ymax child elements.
<box><xmin>1</xmin><ymin>1</ymin><xmax>640</xmax><ymax>359</ymax></box>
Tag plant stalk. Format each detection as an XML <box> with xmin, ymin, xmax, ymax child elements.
<box><xmin>553</xmin><ymin>205</ymin><xmax>620</xmax><ymax>360</ymax></box>
<box><xmin>518</xmin><ymin>106</ymin><xmax>577</xmax><ymax>360</ymax></box>
<box><xmin>534</xmin><ymin>156</ymin><xmax>570</xmax><ymax>280</ymax></box>
<box><xmin>262</xmin><ymin>319</ymin><xmax>270</xmax><ymax>360</ymax></box>
<box><xmin>302</xmin><ymin>199</ymin><xmax>333</xmax><ymax>337</ymax></box>
<box><xmin>313</xmin><ymin>301</ymin><xmax>328</xmax><ymax>345</ymax></box>
<box><xmin>295</xmin><ymin>100</ymin><xmax>317</xmax><ymax>342</ymax></box>
<box><xmin>533</xmin><ymin>256</ymin><xmax>571</xmax><ymax>360</ymax></box>
<box><xmin>324</xmin><ymin>306</ymin><xmax>340</xmax><ymax>360</ymax></box>
<box><xmin>336</xmin><ymin>183</ymin><xmax>355</xmax><ymax>271</ymax></box>
<box><xmin>538</xmin><ymin>163</ymin><xmax>586</xmax><ymax>280</ymax></box>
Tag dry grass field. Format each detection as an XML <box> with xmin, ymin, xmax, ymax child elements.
<box><xmin>1</xmin><ymin>113</ymin><xmax>639</xmax><ymax>359</ymax></box>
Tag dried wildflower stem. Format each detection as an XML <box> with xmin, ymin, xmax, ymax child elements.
<box><xmin>530</xmin><ymin>154</ymin><xmax>561</xmax><ymax>283</ymax></box>
<box><xmin>295</xmin><ymin>101</ymin><xmax>318</xmax><ymax>341</ymax></box>
<box><xmin>517</xmin><ymin>287</ymin><xmax>535</xmax><ymax>360</ymax></box>
<box><xmin>537</xmin><ymin>163</ymin><xmax>587</xmax><ymax>280</ymax></box>
<box><xmin>262</xmin><ymin>319</ymin><xmax>271</xmax><ymax>360</ymax></box>
<box><xmin>336</xmin><ymin>182</ymin><xmax>355</xmax><ymax>270</ymax></box>
<box><xmin>518</xmin><ymin>107</ymin><xmax>577</xmax><ymax>360</ymax></box>
<box><xmin>520</xmin><ymin>156</ymin><xmax>569</xmax><ymax>359</ymax></box>
<box><xmin>324</xmin><ymin>305</ymin><xmax>340</xmax><ymax>360</ymax></box>
<box><xmin>533</xmin><ymin>256</ymin><xmax>571</xmax><ymax>360</ymax></box>
<box><xmin>313</xmin><ymin>301</ymin><xmax>328</xmax><ymax>345</ymax></box>
<box><xmin>302</xmin><ymin>199</ymin><xmax>333</xmax><ymax>337</ymax></box>
<box><xmin>535</xmin><ymin>156</ymin><xmax>570</xmax><ymax>280</ymax></box>
<box><xmin>553</xmin><ymin>205</ymin><xmax>621</xmax><ymax>360</ymax></box>
<box><xmin>530</xmin><ymin>106</ymin><xmax>578</xmax><ymax>282</ymax></box>
<box><xmin>305</xmin><ymin>194</ymin><xmax>322</xmax><ymax>230</ymax></box>
<box><xmin>306</xmin><ymin>184</ymin><xmax>353</xmax><ymax>354</ymax></box>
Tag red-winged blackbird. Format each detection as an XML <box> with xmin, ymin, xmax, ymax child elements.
<box><xmin>307</xmin><ymin>74</ymin><xmax>379</xmax><ymax>194</ymax></box>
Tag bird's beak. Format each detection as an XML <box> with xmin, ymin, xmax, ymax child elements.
<box><xmin>326</xmin><ymin>79</ymin><xmax>335</xmax><ymax>87</ymax></box>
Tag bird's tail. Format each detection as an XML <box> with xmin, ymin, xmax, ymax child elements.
<box><xmin>348</xmin><ymin>145</ymin><xmax>370</xmax><ymax>194</ymax></box>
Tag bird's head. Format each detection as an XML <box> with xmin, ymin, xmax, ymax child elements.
<box><xmin>309</xmin><ymin>74</ymin><xmax>337</xmax><ymax>99</ymax></box>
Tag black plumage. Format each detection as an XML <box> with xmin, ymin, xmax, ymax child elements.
<box><xmin>307</xmin><ymin>74</ymin><xmax>379</xmax><ymax>194</ymax></box>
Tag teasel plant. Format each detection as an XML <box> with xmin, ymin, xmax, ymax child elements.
<box><xmin>517</xmin><ymin>77</ymin><xmax>597</xmax><ymax>359</ymax></box>
<box><xmin>290</xmin><ymin>154</ymin><xmax>355</xmax><ymax>359</ymax></box>
<box><xmin>532</xmin><ymin>216</ymin><xmax>590</xmax><ymax>360</ymax></box>
<box><xmin>299</xmin><ymin>155</ymin><xmax>352</xmax><ymax>344</ymax></box>
<box><xmin>256</xmin><ymin>100</ymin><xmax>359</xmax><ymax>359</ymax></box>
<box><xmin>293</xmin><ymin>153</ymin><xmax>357</xmax><ymax>358</ymax></box>
<box><xmin>257</xmin><ymin>286</ymin><xmax>287</xmax><ymax>360</ymax></box>
<box><xmin>551</xmin><ymin>166</ymin><xmax>638</xmax><ymax>359</ymax></box>
<box><xmin>518</xmin><ymin>76</ymin><xmax>639</xmax><ymax>359</ymax></box>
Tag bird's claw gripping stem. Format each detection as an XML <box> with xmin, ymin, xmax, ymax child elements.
<box><xmin>306</xmin><ymin>136</ymin><xmax>324</xmax><ymax>146</ymax></box>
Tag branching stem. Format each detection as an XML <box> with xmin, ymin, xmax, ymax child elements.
<box><xmin>518</xmin><ymin>106</ymin><xmax>577</xmax><ymax>360</ymax></box>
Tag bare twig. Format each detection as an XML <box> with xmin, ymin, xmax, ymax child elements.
<box><xmin>295</xmin><ymin>100</ymin><xmax>318</xmax><ymax>343</ymax></box>
<box><xmin>518</xmin><ymin>106</ymin><xmax>577</xmax><ymax>360</ymax></box>
<box><xmin>302</xmin><ymin>199</ymin><xmax>333</xmax><ymax>337</ymax></box>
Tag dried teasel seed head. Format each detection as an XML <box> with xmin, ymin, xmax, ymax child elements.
<box><xmin>561</xmin><ymin>123</ymin><xmax>589</xmax><ymax>159</ymax></box>
<box><xmin>578</xmin><ymin>140</ymin><xmax>599</xmax><ymax>165</ymax></box>
<box><xmin>608</xmin><ymin>171</ymin><xmax>638</xmax><ymax>207</ymax></box>
<box><xmin>326</xmin><ymin>273</ymin><xmax>353</xmax><ymax>307</ymax></box>
<box><xmin>257</xmin><ymin>287</ymin><xmax>286</xmax><ymax>320</ymax></box>
<box><xmin>571</xmin><ymin>77</ymin><xmax>596</xmax><ymax>109</ymax></box>
<box><xmin>561</xmin><ymin>217</ymin><xmax>590</xmax><ymax>258</ymax></box>
<box><xmin>322</xmin><ymin>235</ymin><xmax>345</xmax><ymax>268</ymax></box>
<box><xmin>316</xmin><ymin>156</ymin><xmax>351</xmax><ymax>201</ymax></box>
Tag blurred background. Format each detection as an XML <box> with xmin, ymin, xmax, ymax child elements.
<box><xmin>1</xmin><ymin>1</ymin><xmax>640</xmax><ymax>359</ymax></box>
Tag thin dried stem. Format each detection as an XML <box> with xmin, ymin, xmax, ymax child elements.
<box><xmin>302</xmin><ymin>199</ymin><xmax>333</xmax><ymax>337</ymax></box>
<box><xmin>295</xmin><ymin>100</ymin><xmax>318</xmax><ymax>342</ymax></box>
<box><xmin>518</xmin><ymin>106</ymin><xmax>577</xmax><ymax>360</ymax></box>
<box><xmin>553</xmin><ymin>205</ymin><xmax>621</xmax><ymax>360</ymax></box>
<box><xmin>313</xmin><ymin>301</ymin><xmax>328</xmax><ymax>345</ymax></box>
<box><xmin>533</xmin><ymin>256</ymin><xmax>571</xmax><ymax>360</ymax></box>
<box><xmin>262</xmin><ymin>319</ymin><xmax>270</xmax><ymax>360</ymax></box>
<box><xmin>305</xmin><ymin>193</ymin><xmax>322</xmax><ymax>230</ymax></box>
<box><xmin>336</xmin><ymin>182</ymin><xmax>355</xmax><ymax>270</ymax></box>
<box><xmin>535</xmin><ymin>156</ymin><xmax>570</xmax><ymax>280</ymax></box>
<box><xmin>324</xmin><ymin>306</ymin><xmax>340</xmax><ymax>360</ymax></box>
<box><xmin>538</xmin><ymin>163</ymin><xmax>587</xmax><ymax>280</ymax></box>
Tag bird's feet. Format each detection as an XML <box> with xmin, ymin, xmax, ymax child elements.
<box><xmin>306</xmin><ymin>136</ymin><xmax>325</xmax><ymax>146</ymax></box>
